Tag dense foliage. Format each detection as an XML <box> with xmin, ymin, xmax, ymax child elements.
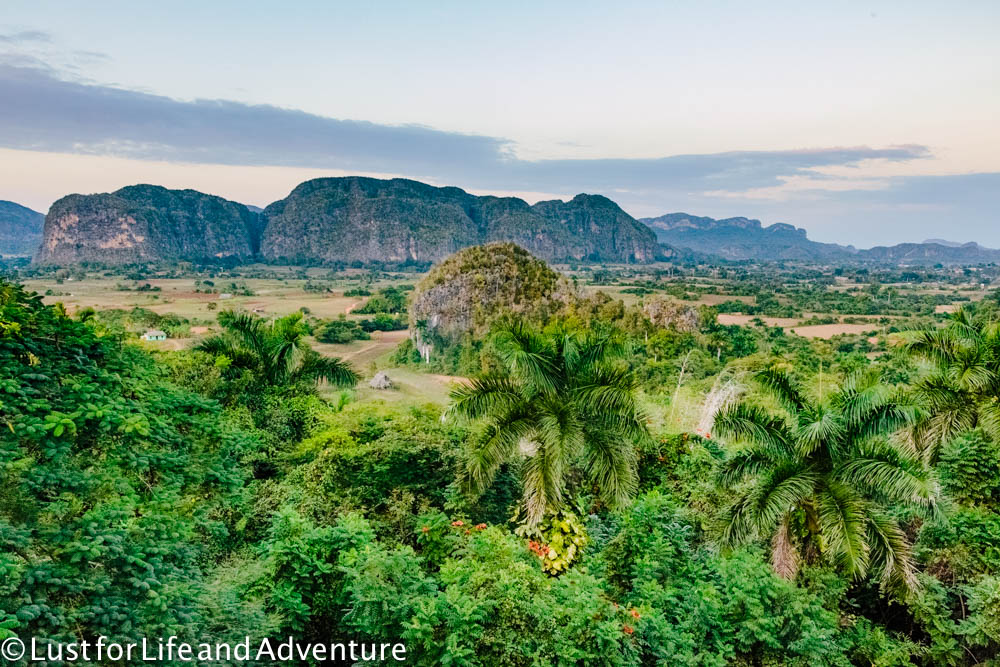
<box><xmin>4</xmin><ymin>257</ymin><xmax>1000</xmax><ymax>666</ymax></box>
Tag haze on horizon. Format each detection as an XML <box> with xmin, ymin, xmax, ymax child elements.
<box><xmin>1</xmin><ymin>0</ymin><xmax>998</xmax><ymax>248</ymax></box>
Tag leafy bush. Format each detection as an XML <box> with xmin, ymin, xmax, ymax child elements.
<box><xmin>354</xmin><ymin>286</ymin><xmax>409</xmax><ymax>314</ymax></box>
<box><xmin>0</xmin><ymin>279</ymin><xmax>259</xmax><ymax>644</ymax></box>
<box><xmin>315</xmin><ymin>316</ymin><xmax>370</xmax><ymax>343</ymax></box>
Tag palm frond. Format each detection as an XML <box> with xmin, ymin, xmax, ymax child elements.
<box><xmin>720</xmin><ymin>489</ymin><xmax>760</xmax><ymax>547</ymax></box>
<box><xmin>489</xmin><ymin>318</ymin><xmax>558</xmax><ymax>393</ymax></box>
<box><xmin>834</xmin><ymin>447</ymin><xmax>936</xmax><ymax>509</ymax></box>
<box><xmin>294</xmin><ymin>353</ymin><xmax>359</xmax><ymax>387</ymax></box>
<box><xmin>794</xmin><ymin>405</ymin><xmax>843</xmax><ymax>457</ymax></box>
<box><xmin>817</xmin><ymin>481</ymin><xmax>870</xmax><ymax>579</ymax></box>
<box><xmin>754</xmin><ymin>367</ymin><xmax>807</xmax><ymax>415</ymax></box>
<box><xmin>521</xmin><ymin>438</ymin><xmax>566</xmax><ymax>526</ymax></box>
<box><xmin>845</xmin><ymin>400</ymin><xmax>923</xmax><ymax>448</ymax></box>
<box><xmin>717</xmin><ymin>446</ymin><xmax>788</xmax><ymax>487</ymax></box>
<box><xmin>572</xmin><ymin>364</ymin><xmax>640</xmax><ymax>416</ymax></box>
<box><xmin>217</xmin><ymin>310</ymin><xmax>267</xmax><ymax>359</ymax></box>
<box><xmin>976</xmin><ymin>400</ymin><xmax>1000</xmax><ymax>444</ymax></box>
<box><xmin>195</xmin><ymin>334</ymin><xmax>257</xmax><ymax>369</ymax></box>
<box><xmin>834</xmin><ymin>370</ymin><xmax>887</xmax><ymax>422</ymax></box>
<box><xmin>901</xmin><ymin>327</ymin><xmax>958</xmax><ymax>365</ymax></box>
<box><xmin>736</xmin><ymin>463</ymin><xmax>819</xmax><ymax>542</ymax></box>
<box><xmin>449</xmin><ymin>373</ymin><xmax>525</xmax><ymax>420</ymax></box>
<box><xmin>576</xmin><ymin>328</ymin><xmax>629</xmax><ymax>369</ymax></box>
<box><xmin>713</xmin><ymin>402</ymin><xmax>794</xmax><ymax>455</ymax></box>
<box><xmin>584</xmin><ymin>410</ymin><xmax>650</xmax><ymax>446</ymax></box>
<box><xmin>465</xmin><ymin>416</ymin><xmax>533</xmax><ymax>496</ymax></box>
<box><xmin>195</xmin><ymin>334</ymin><xmax>239</xmax><ymax>357</ymax></box>
<box><xmin>583</xmin><ymin>432</ymin><xmax>638</xmax><ymax>512</ymax></box>
<box><xmin>866</xmin><ymin>509</ymin><xmax>918</xmax><ymax>592</ymax></box>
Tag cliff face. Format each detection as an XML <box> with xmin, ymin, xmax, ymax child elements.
<box><xmin>497</xmin><ymin>194</ymin><xmax>659</xmax><ymax>263</ymax></box>
<box><xmin>35</xmin><ymin>185</ymin><xmax>260</xmax><ymax>265</ymax></box>
<box><xmin>0</xmin><ymin>200</ymin><xmax>44</xmax><ymax>257</ymax></box>
<box><xmin>261</xmin><ymin>178</ymin><xmax>481</xmax><ymax>264</ymax></box>
<box><xmin>35</xmin><ymin>177</ymin><xmax>661</xmax><ymax>265</ymax></box>
<box><xmin>261</xmin><ymin>177</ymin><xmax>660</xmax><ymax>264</ymax></box>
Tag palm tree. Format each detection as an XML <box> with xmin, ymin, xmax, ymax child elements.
<box><xmin>197</xmin><ymin>310</ymin><xmax>358</xmax><ymax>388</ymax></box>
<box><xmin>712</xmin><ymin>367</ymin><xmax>936</xmax><ymax>590</ymax></box>
<box><xmin>904</xmin><ymin>307</ymin><xmax>1000</xmax><ymax>461</ymax></box>
<box><xmin>449</xmin><ymin>318</ymin><xmax>648</xmax><ymax>525</ymax></box>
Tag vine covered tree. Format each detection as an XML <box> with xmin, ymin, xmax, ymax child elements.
<box><xmin>713</xmin><ymin>367</ymin><xmax>936</xmax><ymax>589</ymax></box>
<box><xmin>449</xmin><ymin>318</ymin><xmax>649</xmax><ymax>525</ymax></box>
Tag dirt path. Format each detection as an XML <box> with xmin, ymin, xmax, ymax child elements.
<box><xmin>335</xmin><ymin>329</ymin><xmax>410</xmax><ymax>366</ymax></box>
<box><xmin>343</xmin><ymin>340</ymin><xmax>382</xmax><ymax>360</ymax></box>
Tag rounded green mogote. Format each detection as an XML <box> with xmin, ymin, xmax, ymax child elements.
<box><xmin>409</xmin><ymin>242</ymin><xmax>572</xmax><ymax>342</ymax></box>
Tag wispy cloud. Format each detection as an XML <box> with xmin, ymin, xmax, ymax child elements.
<box><xmin>0</xmin><ymin>30</ymin><xmax>51</xmax><ymax>44</ymax></box>
<box><xmin>2</xmin><ymin>61</ymin><xmax>998</xmax><ymax>246</ymax></box>
<box><xmin>0</xmin><ymin>62</ymin><xmax>928</xmax><ymax>197</ymax></box>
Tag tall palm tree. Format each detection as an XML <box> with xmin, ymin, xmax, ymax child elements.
<box><xmin>904</xmin><ymin>307</ymin><xmax>1000</xmax><ymax>462</ymax></box>
<box><xmin>712</xmin><ymin>367</ymin><xmax>936</xmax><ymax>590</ymax></box>
<box><xmin>449</xmin><ymin>318</ymin><xmax>648</xmax><ymax>525</ymax></box>
<box><xmin>197</xmin><ymin>310</ymin><xmax>358</xmax><ymax>388</ymax></box>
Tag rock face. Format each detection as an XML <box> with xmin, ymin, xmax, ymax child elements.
<box><xmin>409</xmin><ymin>243</ymin><xmax>574</xmax><ymax>343</ymax></box>
<box><xmin>261</xmin><ymin>177</ymin><xmax>660</xmax><ymax>264</ymax></box>
<box><xmin>0</xmin><ymin>200</ymin><xmax>44</xmax><ymax>257</ymax></box>
<box><xmin>35</xmin><ymin>185</ymin><xmax>261</xmax><ymax>265</ymax></box>
<box><xmin>34</xmin><ymin>177</ymin><xmax>663</xmax><ymax>266</ymax></box>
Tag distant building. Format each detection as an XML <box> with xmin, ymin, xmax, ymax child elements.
<box><xmin>219</xmin><ymin>293</ymin><xmax>233</xmax><ymax>300</ymax></box>
<box><xmin>142</xmin><ymin>329</ymin><xmax>167</xmax><ymax>341</ymax></box>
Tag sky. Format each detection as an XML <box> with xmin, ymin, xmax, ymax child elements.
<box><xmin>1</xmin><ymin>0</ymin><xmax>998</xmax><ymax>248</ymax></box>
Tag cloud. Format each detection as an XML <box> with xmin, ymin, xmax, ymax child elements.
<box><xmin>3</xmin><ymin>61</ymin><xmax>997</xmax><ymax>247</ymax></box>
<box><xmin>0</xmin><ymin>30</ymin><xmax>51</xmax><ymax>44</ymax></box>
<box><xmin>0</xmin><ymin>63</ymin><xmax>928</xmax><ymax>196</ymax></box>
<box><xmin>0</xmin><ymin>64</ymin><xmax>509</xmax><ymax>177</ymax></box>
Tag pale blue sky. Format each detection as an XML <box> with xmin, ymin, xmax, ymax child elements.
<box><xmin>1</xmin><ymin>1</ymin><xmax>998</xmax><ymax>247</ymax></box>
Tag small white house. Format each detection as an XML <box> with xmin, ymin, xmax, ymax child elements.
<box><xmin>219</xmin><ymin>293</ymin><xmax>233</xmax><ymax>300</ymax></box>
<box><xmin>142</xmin><ymin>329</ymin><xmax>167</xmax><ymax>341</ymax></box>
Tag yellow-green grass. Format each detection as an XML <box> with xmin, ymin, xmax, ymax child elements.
<box><xmin>24</xmin><ymin>276</ymin><xmax>374</xmax><ymax>320</ymax></box>
<box><xmin>321</xmin><ymin>367</ymin><xmax>462</xmax><ymax>406</ymax></box>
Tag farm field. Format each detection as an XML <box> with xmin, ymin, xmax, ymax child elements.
<box><xmin>22</xmin><ymin>276</ymin><xmax>363</xmax><ymax>320</ymax></box>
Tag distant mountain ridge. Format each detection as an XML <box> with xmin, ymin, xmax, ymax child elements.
<box><xmin>861</xmin><ymin>242</ymin><xmax>1000</xmax><ymax>264</ymax></box>
<box><xmin>36</xmin><ymin>177</ymin><xmax>664</xmax><ymax>265</ymax></box>
<box><xmin>21</xmin><ymin>179</ymin><xmax>1000</xmax><ymax>266</ymax></box>
<box><xmin>641</xmin><ymin>212</ymin><xmax>853</xmax><ymax>262</ymax></box>
<box><xmin>0</xmin><ymin>200</ymin><xmax>44</xmax><ymax>257</ymax></box>
<box><xmin>643</xmin><ymin>212</ymin><xmax>1000</xmax><ymax>265</ymax></box>
<box><xmin>923</xmin><ymin>238</ymin><xmax>976</xmax><ymax>248</ymax></box>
